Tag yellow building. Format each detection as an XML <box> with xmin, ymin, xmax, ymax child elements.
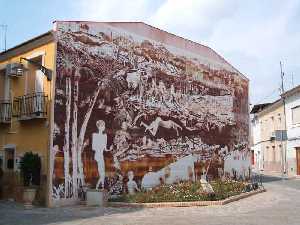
<box><xmin>0</xmin><ymin>32</ymin><xmax>55</xmax><ymax>205</ymax></box>
<box><xmin>250</xmin><ymin>100</ymin><xmax>286</xmax><ymax>175</ymax></box>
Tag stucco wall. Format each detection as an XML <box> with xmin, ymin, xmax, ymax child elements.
<box><xmin>51</xmin><ymin>21</ymin><xmax>249</xmax><ymax>205</ymax></box>
<box><xmin>256</xmin><ymin>103</ymin><xmax>285</xmax><ymax>173</ymax></box>
<box><xmin>285</xmin><ymin>92</ymin><xmax>300</xmax><ymax>176</ymax></box>
<box><xmin>251</xmin><ymin>116</ymin><xmax>262</xmax><ymax>171</ymax></box>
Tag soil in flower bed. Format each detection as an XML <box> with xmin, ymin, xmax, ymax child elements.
<box><xmin>109</xmin><ymin>180</ymin><xmax>246</xmax><ymax>203</ymax></box>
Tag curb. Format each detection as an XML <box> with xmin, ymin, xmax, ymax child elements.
<box><xmin>220</xmin><ymin>188</ymin><xmax>266</xmax><ymax>205</ymax></box>
<box><xmin>108</xmin><ymin>189</ymin><xmax>266</xmax><ymax>208</ymax></box>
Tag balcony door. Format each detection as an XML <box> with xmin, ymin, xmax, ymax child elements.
<box><xmin>34</xmin><ymin>70</ymin><xmax>44</xmax><ymax>114</ymax></box>
<box><xmin>35</xmin><ymin>69</ymin><xmax>44</xmax><ymax>93</ymax></box>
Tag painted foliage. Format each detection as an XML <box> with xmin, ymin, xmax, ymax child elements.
<box><xmin>51</xmin><ymin>21</ymin><xmax>250</xmax><ymax>202</ymax></box>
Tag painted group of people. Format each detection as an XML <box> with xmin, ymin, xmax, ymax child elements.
<box><xmin>89</xmin><ymin>76</ymin><xmax>240</xmax><ymax>194</ymax></box>
<box><xmin>92</xmin><ymin>120</ymin><xmax>139</xmax><ymax>194</ymax></box>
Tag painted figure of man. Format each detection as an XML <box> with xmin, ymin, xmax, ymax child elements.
<box><xmin>92</xmin><ymin>120</ymin><xmax>107</xmax><ymax>190</ymax></box>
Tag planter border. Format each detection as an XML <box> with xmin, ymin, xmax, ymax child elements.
<box><xmin>108</xmin><ymin>188</ymin><xmax>266</xmax><ymax>208</ymax></box>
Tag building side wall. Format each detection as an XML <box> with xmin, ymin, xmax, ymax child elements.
<box><xmin>51</xmin><ymin>21</ymin><xmax>250</xmax><ymax>206</ymax></box>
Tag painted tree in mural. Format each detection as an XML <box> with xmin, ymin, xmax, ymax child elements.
<box><xmin>54</xmin><ymin>34</ymin><xmax>133</xmax><ymax>198</ymax></box>
<box><xmin>56</xmin><ymin>65</ymin><xmax>121</xmax><ymax>198</ymax></box>
<box><xmin>52</xmin><ymin>23</ymin><xmax>249</xmax><ymax>200</ymax></box>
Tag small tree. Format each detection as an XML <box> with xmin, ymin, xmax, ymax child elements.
<box><xmin>20</xmin><ymin>152</ymin><xmax>41</xmax><ymax>186</ymax></box>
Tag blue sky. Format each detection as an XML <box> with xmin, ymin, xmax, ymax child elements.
<box><xmin>1</xmin><ymin>0</ymin><xmax>300</xmax><ymax>105</ymax></box>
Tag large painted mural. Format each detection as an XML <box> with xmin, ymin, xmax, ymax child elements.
<box><xmin>51</xmin><ymin>21</ymin><xmax>250</xmax><ymax>203</ymax></box>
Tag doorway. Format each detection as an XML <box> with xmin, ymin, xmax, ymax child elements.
<box><xmin>297</xmin><ymin>148</ymin><xmax>300</xmax><ymax>175</ymax></box>
<box><xmin>4</xmin><ymin>147</ymin><xmax>15</xmax><ymax>171</ymax></box>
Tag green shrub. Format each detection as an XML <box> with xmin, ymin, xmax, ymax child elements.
<box><xmin>19</xmin><ymin>152</ymin><xmax>41</xmax><ymax>186</ymax></box>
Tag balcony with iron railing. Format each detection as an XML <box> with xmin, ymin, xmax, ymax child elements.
<box><xmin>0</xmin><ymin>100</ymin><xmax>12</xmax><ymax>123</ymax></box>
<box><xmin>13</xmin><ymin>92</ymin><xmax>48</xmax><ymax>120</ymax></box>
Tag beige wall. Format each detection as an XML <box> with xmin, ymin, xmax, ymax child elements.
<box><xmin>257</xmin><ymin>101</ymin><xmax>286</xmax><ymax>173</ymax></box>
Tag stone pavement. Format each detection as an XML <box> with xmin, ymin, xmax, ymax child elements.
<box><xmin>1</xmin><ymin>176</ymin><xmax>300</xmax><ymax>225</ymax></box>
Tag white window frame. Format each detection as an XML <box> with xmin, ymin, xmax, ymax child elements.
<box><xmin>292</xmin><ymin>105</ymin><xmax>300</xmax><ymax>125</ymax></box>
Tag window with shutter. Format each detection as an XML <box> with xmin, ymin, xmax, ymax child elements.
<box><xmin>292</xmin><ymin>106</ymin><xmax>300</xmax><ymax>124</ymax></box>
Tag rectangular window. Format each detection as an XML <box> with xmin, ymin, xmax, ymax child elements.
<box><xmin>5</xmin><ymin>148</ymin><xmax>15</xmax><ymax>170</ymax></box>
<box><xmin>272</xmin><ymin>146</ymin><xmax>276</xmax><ymax>162</ymax></box>
<box><xmin>292</xmin><ymin>106</ymin><xmax>300</xmax><ymax>124</ymax></box>
<box><xmin>265</xmin><ymin>146</ymin><xmax>269</xmax><ymax>162</ymax></box>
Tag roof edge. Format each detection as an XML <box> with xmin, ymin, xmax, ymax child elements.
<box><xmin>281</xmin><ymin>84</ymin><xmax>300</xmax><ymax>99</ymax></box>
<box><xmin>141</xmin><ymin>22</ymin><xmax>248</xmax><ymax>80</ymax></box>
<box><xmin>0</xmin><ymin>31</ymin><xmax>53</xmax><ymax>61</ymax></box>
<box><xmin>254</xmin><ymin>99</ymin><xmax>283</xmax><ymax>117</ymax></box>
<box><xmin>54</xmin><ymin>20</ymin><xmax>248</xmax><ymax>80</ymax></box>
<box><xmin>0</xmin><ymin>20</ymin><xmax>248</xmax><ymax>82</ymax></box>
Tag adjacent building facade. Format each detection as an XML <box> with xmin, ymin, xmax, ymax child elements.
<box><xmin>0</xmin><ymin>21</ymin><xmax>250</xmax><ymax>207</ymax></box>
<box><xmin>251</xmin><ymin>85</ymin><xmax>300</xmax><ymax>177</ymax></box>
<box><xmin>0</xmin><ymin>32</ymin><xmax>54</xmax><ymax>204</ymax></box>
<box><xmin>250</xmin><ymin>101</ymin><xmax>286</xmax><ymax>175</ymax></box>
<box><xmin>283</xmin><ymin>85</ymin><xmax>300</xmax><ymax>176</ymax></box>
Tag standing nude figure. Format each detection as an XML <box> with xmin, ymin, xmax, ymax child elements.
<box><xmin>92</xmin><ymin>120</ymin><xmax>107</xmax><ymax>190</ymax></box>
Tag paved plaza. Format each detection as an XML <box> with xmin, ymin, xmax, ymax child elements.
<box><xmin>1</xmin><ymin>176</ymin><xmax>300</xmax><ymax>225</ymax></box>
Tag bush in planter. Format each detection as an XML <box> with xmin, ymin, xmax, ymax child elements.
<box><xmin>19</xmin><ymin>152</ymin><xmax>41</xmax><ymax>186</ymax></box>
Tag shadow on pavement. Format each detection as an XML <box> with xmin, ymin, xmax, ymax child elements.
<box><xmin>261</xmin><ymin>175</ymin><xmax>283</xmax><ymax>183</ymax></box>
<box><xmin>0</xmin><ymin>200</ymin><xmax>143</xmax><ymax>225</ymax></box>
<box><xmin>258</xmin><ymin>174</ymin><xmax>300</xmax><ymax>191</ymax></box>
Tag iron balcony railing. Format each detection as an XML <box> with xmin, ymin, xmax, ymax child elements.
<box><xmin>0</xmin><ymin>100</ymin><xmax>12</xmax><ymax>123</ymax></box>
<box><xmin>14</xmin><ymin>92</ymin><xmax>48</xmax><ymax>120</ymax></box>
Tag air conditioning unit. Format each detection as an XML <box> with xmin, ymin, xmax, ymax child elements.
<box><xmin>6</xmin><ymin>63</ymin><xmax>24</xmax><ymax>77</ymax></box>
<box><xmin>270</xmin><ymin>132</ymin><xmax>276</xmax><ymax>140</ymax></box>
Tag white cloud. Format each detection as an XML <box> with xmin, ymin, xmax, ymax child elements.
<box><xmin>75</xmin><ymin>0</ymin><xmax>300</xmax><ymax>104</ymax></box>
<box><xmin>150</xmin><ymin>0</ymin><xmax>238</xmax><ymax>39</ymax></box>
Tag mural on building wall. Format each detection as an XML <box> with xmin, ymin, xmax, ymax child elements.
<box><xmin>51</xmin><ymin>22</ymin><xmax>250</xmax><ymax>201</ymax></box>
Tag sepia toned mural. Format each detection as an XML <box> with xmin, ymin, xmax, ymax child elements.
<box><xmin>51</xmin><ymin>21</ymin><xmax>250</xmax><ymax>203</ymax></box>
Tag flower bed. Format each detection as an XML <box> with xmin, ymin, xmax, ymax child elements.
<box><xmin>109</xmin><ymin>180</ymin><xmax>246</xmax><ymax>203</ymax></box>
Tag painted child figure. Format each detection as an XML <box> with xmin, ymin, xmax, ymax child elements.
<box><xmin>127</xmin><ymin>171</ymin><xmax>140</xmax><ymax>195</ymax></box>
<box><xmin>92</xmin><ymin>120</ymin><xmax>107</xmax><ymax>190</ymax></box>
